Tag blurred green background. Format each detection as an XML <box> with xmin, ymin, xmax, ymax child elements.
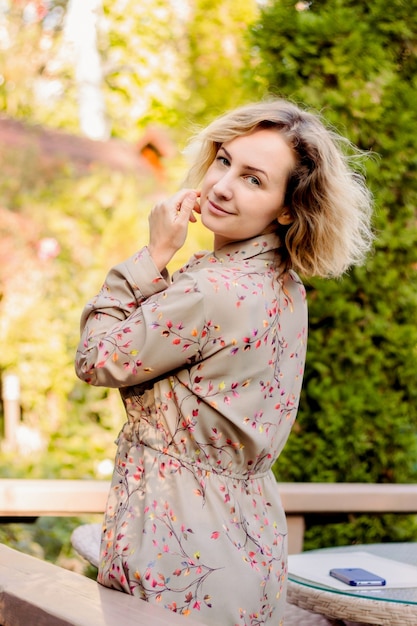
<box><xmin>0</xmin><ymin>0</ymin><xmax>416</xmax><ymax>575</ymax></box>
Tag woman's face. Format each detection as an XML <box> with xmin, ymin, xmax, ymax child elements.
<box><xmin>199</xmin><ymin>128</ymin><xmax>296</xmax><ymax>249</ymax></box>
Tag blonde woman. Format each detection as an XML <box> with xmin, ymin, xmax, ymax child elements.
<box><xmin>75</xmin><ymin>99</ymin><xmax>373</xmax><ymax>625</ymax></box>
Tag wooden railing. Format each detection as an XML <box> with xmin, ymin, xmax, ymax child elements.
<box><xmin>1</xmin><ymin>479</ymin><xmax>417</xmax><ymax>554</ymax></box>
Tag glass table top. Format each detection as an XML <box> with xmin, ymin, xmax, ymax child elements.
<box><xmin>288</xmin><ymin>542</ymin><xmax>417</xmax><ymax>605</ymax></box>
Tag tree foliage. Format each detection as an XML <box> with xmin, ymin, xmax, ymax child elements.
<box><xmin>0</xmin><ymin>0</ymin><xmax>258</xmax><ymax>138</ymax></box>
<box><xmin>183</xmin><ymin>0</ymin><xmax>258</xmax><ymax>125</ymax></box>
<box><xmin>99</xmin><ymin>0</ymin><xmax>190</xmax><ymax>134</ymax></box>
<box><xmin>251</xmin><ymin>0</ymin><xmax>417</xmax><ymax>545</ymax></box>
<box><xmin>0</xmin><ymin>0</ymin><xmax>82</xmax><ymax>130</ymax></box>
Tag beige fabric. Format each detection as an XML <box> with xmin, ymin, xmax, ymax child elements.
<box><xmin>71</xmin><ymin>523</ymin><xmax>336</xmax><ymax>624</ymax></box>
<box><xmin>75</xmin><ymin>234</ymin><xmax>308</xmax><ymax>626</ymax></box>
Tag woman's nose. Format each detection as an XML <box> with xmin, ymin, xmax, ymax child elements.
<box><xmin>212</xmin><ymin>173</ymin><xmax>233</xmax><ymax>199</ymax></box>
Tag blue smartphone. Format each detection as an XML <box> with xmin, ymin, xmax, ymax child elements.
<box><xmin>329</xmin><ymin>567</ymin><xmax>386</xmax><ymax>587</ymax></box>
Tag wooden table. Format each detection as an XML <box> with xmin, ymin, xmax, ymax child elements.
<box><xmin>287</xmin><ymin>543</ymin><xmax>417</xmax><ymax>626</ymax></box>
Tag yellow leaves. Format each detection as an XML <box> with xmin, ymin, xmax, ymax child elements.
<box><xmin>112</xmin><ymin>352</ymin><xmax>118</xmax><ymax>362</ymax></box>
<box><xmin>218</xmin><ymin>381</ymin><xmax>225</xmax><ymax>390</ymax></box>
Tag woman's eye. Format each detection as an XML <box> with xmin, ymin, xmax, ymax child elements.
<box><xmin>246</xmin><ymin>175</ymin><xmax>261</xmax><ymax>186</ymax></box>
<box><xmin>216</xmin><ymin>155</ymin><xmax>230</xmax><ymax>166</ymax></box>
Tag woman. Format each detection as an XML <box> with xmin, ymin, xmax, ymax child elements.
<box><xmin>75</xmin><ymin>99</ymin><xmax>373</xmax><ymax>625</ymax></box>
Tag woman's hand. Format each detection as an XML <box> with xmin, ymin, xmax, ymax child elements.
<box><xmin>147</xmin><ymin>189</ymin><xmax>200</xmax><ymax>271</ymax></box>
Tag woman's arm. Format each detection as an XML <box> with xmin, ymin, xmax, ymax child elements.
<box><xmin>75</xmin><ymin>246</ymin><xmax>205</xmax><ymax>388</ymax></box>
<box><xmin>75</xmin><ymin>189</ymin><xmax>203</xmax><ymax>388</ymax></box>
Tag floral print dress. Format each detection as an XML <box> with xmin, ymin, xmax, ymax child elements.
<box><xmin>75</xmin><ymin>232</ymin><xmax>308</xmax><ymax>626</ymax></box>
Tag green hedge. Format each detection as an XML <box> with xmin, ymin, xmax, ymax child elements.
<box><xmin>251</xmin><ymin>0</ymin><xmax>417</xmax><ymax>547</ymax></box>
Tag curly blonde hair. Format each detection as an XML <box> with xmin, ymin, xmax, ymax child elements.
<box><xmin>183</xmin><ymin>99</ymin><xmax>374</xmax><ymax>278</ymax></box>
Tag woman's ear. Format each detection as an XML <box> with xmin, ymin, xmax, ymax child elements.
<box><xmin>277</xmin><ymin>207</ymin><xmax>294</xmax><ymax>226</ymax></box>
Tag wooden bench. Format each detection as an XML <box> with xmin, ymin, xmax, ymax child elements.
<box><xmin>1</xmin><ymin>479</ymin><xmax>417</xmax><ymax>554</ymax></box>
<box><xmin>0</xmin><ymin>543</ymin><xmax>205</xmax><ymax>626</ymax></box>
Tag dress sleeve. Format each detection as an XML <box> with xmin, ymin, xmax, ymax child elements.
<box><xmin>75</xmin><ymin>247</ymin><xmax>205</xmax><ymax>388</ymax></box>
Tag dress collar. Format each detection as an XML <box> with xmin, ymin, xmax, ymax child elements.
<box><xmin>213</xmin><ymin>232</ymin><xmax>282</xmax><ymax>263</ymax></box>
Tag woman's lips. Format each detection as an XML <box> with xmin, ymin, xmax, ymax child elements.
<box><xmin>207</xmin><ymin>199</ymin><xmax>232</xmax><ymax>215</ymax></box>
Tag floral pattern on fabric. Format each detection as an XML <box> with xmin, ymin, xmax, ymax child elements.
<box><xmin>75</xmin><ymin>233</ymin><xmax>308</xmax><ymax>626</ymax></box>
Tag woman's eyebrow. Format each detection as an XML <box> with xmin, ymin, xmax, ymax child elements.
<box><xmin>220</xmin><ymin>146</ymin><xmax>269</xmax><ymax>180</ymax></box>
